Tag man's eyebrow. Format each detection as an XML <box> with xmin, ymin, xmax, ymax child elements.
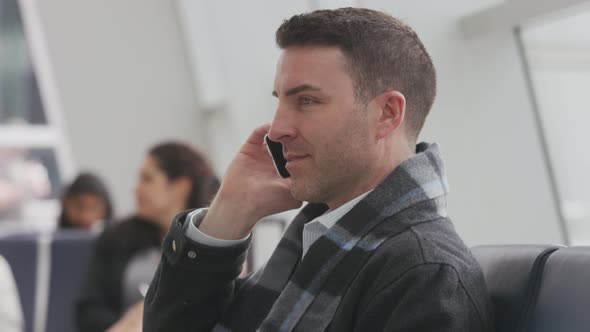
<box><xmin>272</xmin><ymin>84</ymin><xmax>321</xmax><ymax>98</ymax></box>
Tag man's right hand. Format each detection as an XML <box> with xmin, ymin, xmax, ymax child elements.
<box><xmin>198</xmin><ymin>124</ymin><xmax>302</xmax><ymax>240</ymax></box>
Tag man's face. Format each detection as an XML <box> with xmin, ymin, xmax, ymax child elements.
<box><xmin>269</xmin><ymin>46</ymin><xmax>374</xmax><ymax>204</ymax></box>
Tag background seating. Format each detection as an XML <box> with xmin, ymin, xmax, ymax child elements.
<box><xmin>0</xmin><ymin>233</ymin><xmax>39</xmax><ymax>332</ymax></box>
<box><xmin>0</xmin><ymin>231</ymin><xmax>97</xmax><ymax>332</ymax></box>
<box><xmin>529</xmin><ymin>247</ymin><xmax>590</xmax><ymax>332</ymax></box>
<box><xmin>45</xmin><ymin>231</ymin><xmax>97</xmax><ymax>332</ymax></box>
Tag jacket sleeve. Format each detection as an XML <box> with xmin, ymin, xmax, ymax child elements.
<box><xmin>354</xmin><ymin>263</ymin><xmax>490</xmax><ymax>332</ymax></box>
<box><xmin>76</xmin><ymin>231</ymin><xmax>120</xmax><ymax>332</ymax></box>
<box><xmin>143</xmin><ymin>211</ymin><xmax>250</xmax><ymax>332</ymax></box>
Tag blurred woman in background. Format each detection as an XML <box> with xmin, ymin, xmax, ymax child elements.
<box><xmin>58</xmin><ymin>172</ymin><xmax>113</xmax><ymax>231</ymax></box>
<box><xmin>76</xmin><ymin>142</ymin><xmax>219</xmax><ymax>332</ymax></box>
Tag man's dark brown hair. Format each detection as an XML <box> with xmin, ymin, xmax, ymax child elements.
<box><xmin>276</xmin><ymin>7</ymin><xmax>436</xmax><ymax>142</ymax></box>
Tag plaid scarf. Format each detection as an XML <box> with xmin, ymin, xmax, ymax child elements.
<box><xmin>214</xmin><ymin>142</ymin><xmax>450</xmax><ymax>332</ymax></box>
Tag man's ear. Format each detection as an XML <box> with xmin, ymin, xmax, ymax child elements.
<box><xmin>374</xmin><ymin>91</ymin><xmax>406</xmax><ymax>140</ymax></box>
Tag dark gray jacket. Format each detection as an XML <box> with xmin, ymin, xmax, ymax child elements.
<box><xmin>144</xmin><ymin>143</ymin><xmax>494</xmax><ymax>332</ymax></box>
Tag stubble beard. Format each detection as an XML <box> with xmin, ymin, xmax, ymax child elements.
<box><xmin>288</xmin><ymin>137</ymin><xmax>370</xmax><ymax>205</ymax></box>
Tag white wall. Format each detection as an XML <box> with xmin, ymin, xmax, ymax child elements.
<box><xmin>522</xmin><ymin>9</ymin><xmax>590</xmax><ymax>244</ymax></box>
<box><xmin>529</xmin><ymin>67</ymin><xmax>590</xmax><ymax>244</ymax></box>
<box><xmin>182</xmin><ymin>0</ymin><xmax>564</xmax><ymax>245</ymax></box>
<box><xmin>35</xmin><ymin>0</ymin><xmax>205</xmax><ymax>216</ymax></box>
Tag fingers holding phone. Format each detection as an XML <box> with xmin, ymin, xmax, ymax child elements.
<box><xmin>199</xmin><ymin>125</ymin><xmax>301</xmax><ymax>240</ymax></box>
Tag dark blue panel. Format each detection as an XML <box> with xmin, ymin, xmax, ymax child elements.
<box><xmin>45</xmin><ymin>230</ymin><xmax>97</xmax><ymax>332</ymax></box>
<box><xmin>0</xmin><ymin>233</ymin><xmax>39</xmax><ymax>332</ymax></box>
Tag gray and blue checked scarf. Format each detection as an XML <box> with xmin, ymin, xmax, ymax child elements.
<box><xmin>214</xmin><ymin>142</ymin><xmax>450</xmax><ymax>332</ymax></box>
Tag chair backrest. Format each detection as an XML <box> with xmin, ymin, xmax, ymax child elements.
<box><xmin>529</xmin><ymin>247</ymin><xmax>590</xmax><ymax>332</ymax></box>
<box><xmin>0</xmin><ymin>233</ymin><xmax>39</xmax><ymax>332</ymax></box>
<box><xmin>45</xmin><ymin>231</ymin><xmax>97</xmax><ymax>332</ymax></box>
<box><xmin>471</xmin><ymin>245</ymin><xmax>560</xmax><ymax>332</ymax></box>
<box><xmin>0</xmin><ymin>231</ymin><xmax>98</xmax><ymax>332</ymax></box>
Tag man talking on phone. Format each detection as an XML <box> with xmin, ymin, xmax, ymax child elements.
<box><xmin>144</xmin><ymin>7</ymin><xmax>493</xmax><ymax>332</ymax></box>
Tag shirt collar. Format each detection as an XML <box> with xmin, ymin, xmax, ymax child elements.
<box><xmin>310</xmin><ymin>190</ymin><xmax>373</xmax><ymax>230</ymax></box>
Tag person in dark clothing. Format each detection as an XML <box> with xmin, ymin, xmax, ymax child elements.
<box><xmin>76</xmin><ymin>142</ymin><xmax>219</xmax><ymax>332</ymax></box>
<box><xmin>58</xmin><ymin>172</ymin><xmax>113</xmax><ymax>231</ymax></box>
<box><xmin>144</xmin><ymin>7</ymin><xmax>494</xmax><ymax>332</ymax></box>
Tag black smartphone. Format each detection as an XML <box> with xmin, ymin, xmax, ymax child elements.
<box><xmin>264</xmin><ymin>134</ymin><xmax>290</xmax><ymax>178</ymax></box>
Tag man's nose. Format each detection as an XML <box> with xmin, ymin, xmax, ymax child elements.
<box><xmin>268</xmin><ymin>105</ymin><xmax>297</xmax><ymax>142</ymax></box>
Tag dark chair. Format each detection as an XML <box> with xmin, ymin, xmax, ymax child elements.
<box><xmin>471</xmin><ymin>245</ymin><xmax>560</xmax><ymax>332</ymax></box>
<box><xmin>45</xmin><ymin>230</ymin><xmax>98</xmax><ymax>332</ymax></box>
<box><xmin>0</xmin><ymin>233</ymin><xmax>40</xmax><ymax>332</ymax></box>
<box><xmin>529</xmin><ymin>247</ymin><xmax>590</xmax><ymax>332</ymax></box>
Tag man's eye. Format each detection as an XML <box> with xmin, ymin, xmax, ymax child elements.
<box><xmin>299</xmin><ymin>97</ymin><xmax>314</xmax><ymax>105</ymax></box>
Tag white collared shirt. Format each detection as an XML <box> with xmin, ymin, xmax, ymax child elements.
<box><xmin>185</xmin><ymin>190</ymin><xmax>372</xmax><ymax>257</ymax></box>
<box><xmin>301</xmin><ymin>191</ymin><xmax>371</xmax><ymax>257</ymax></box>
